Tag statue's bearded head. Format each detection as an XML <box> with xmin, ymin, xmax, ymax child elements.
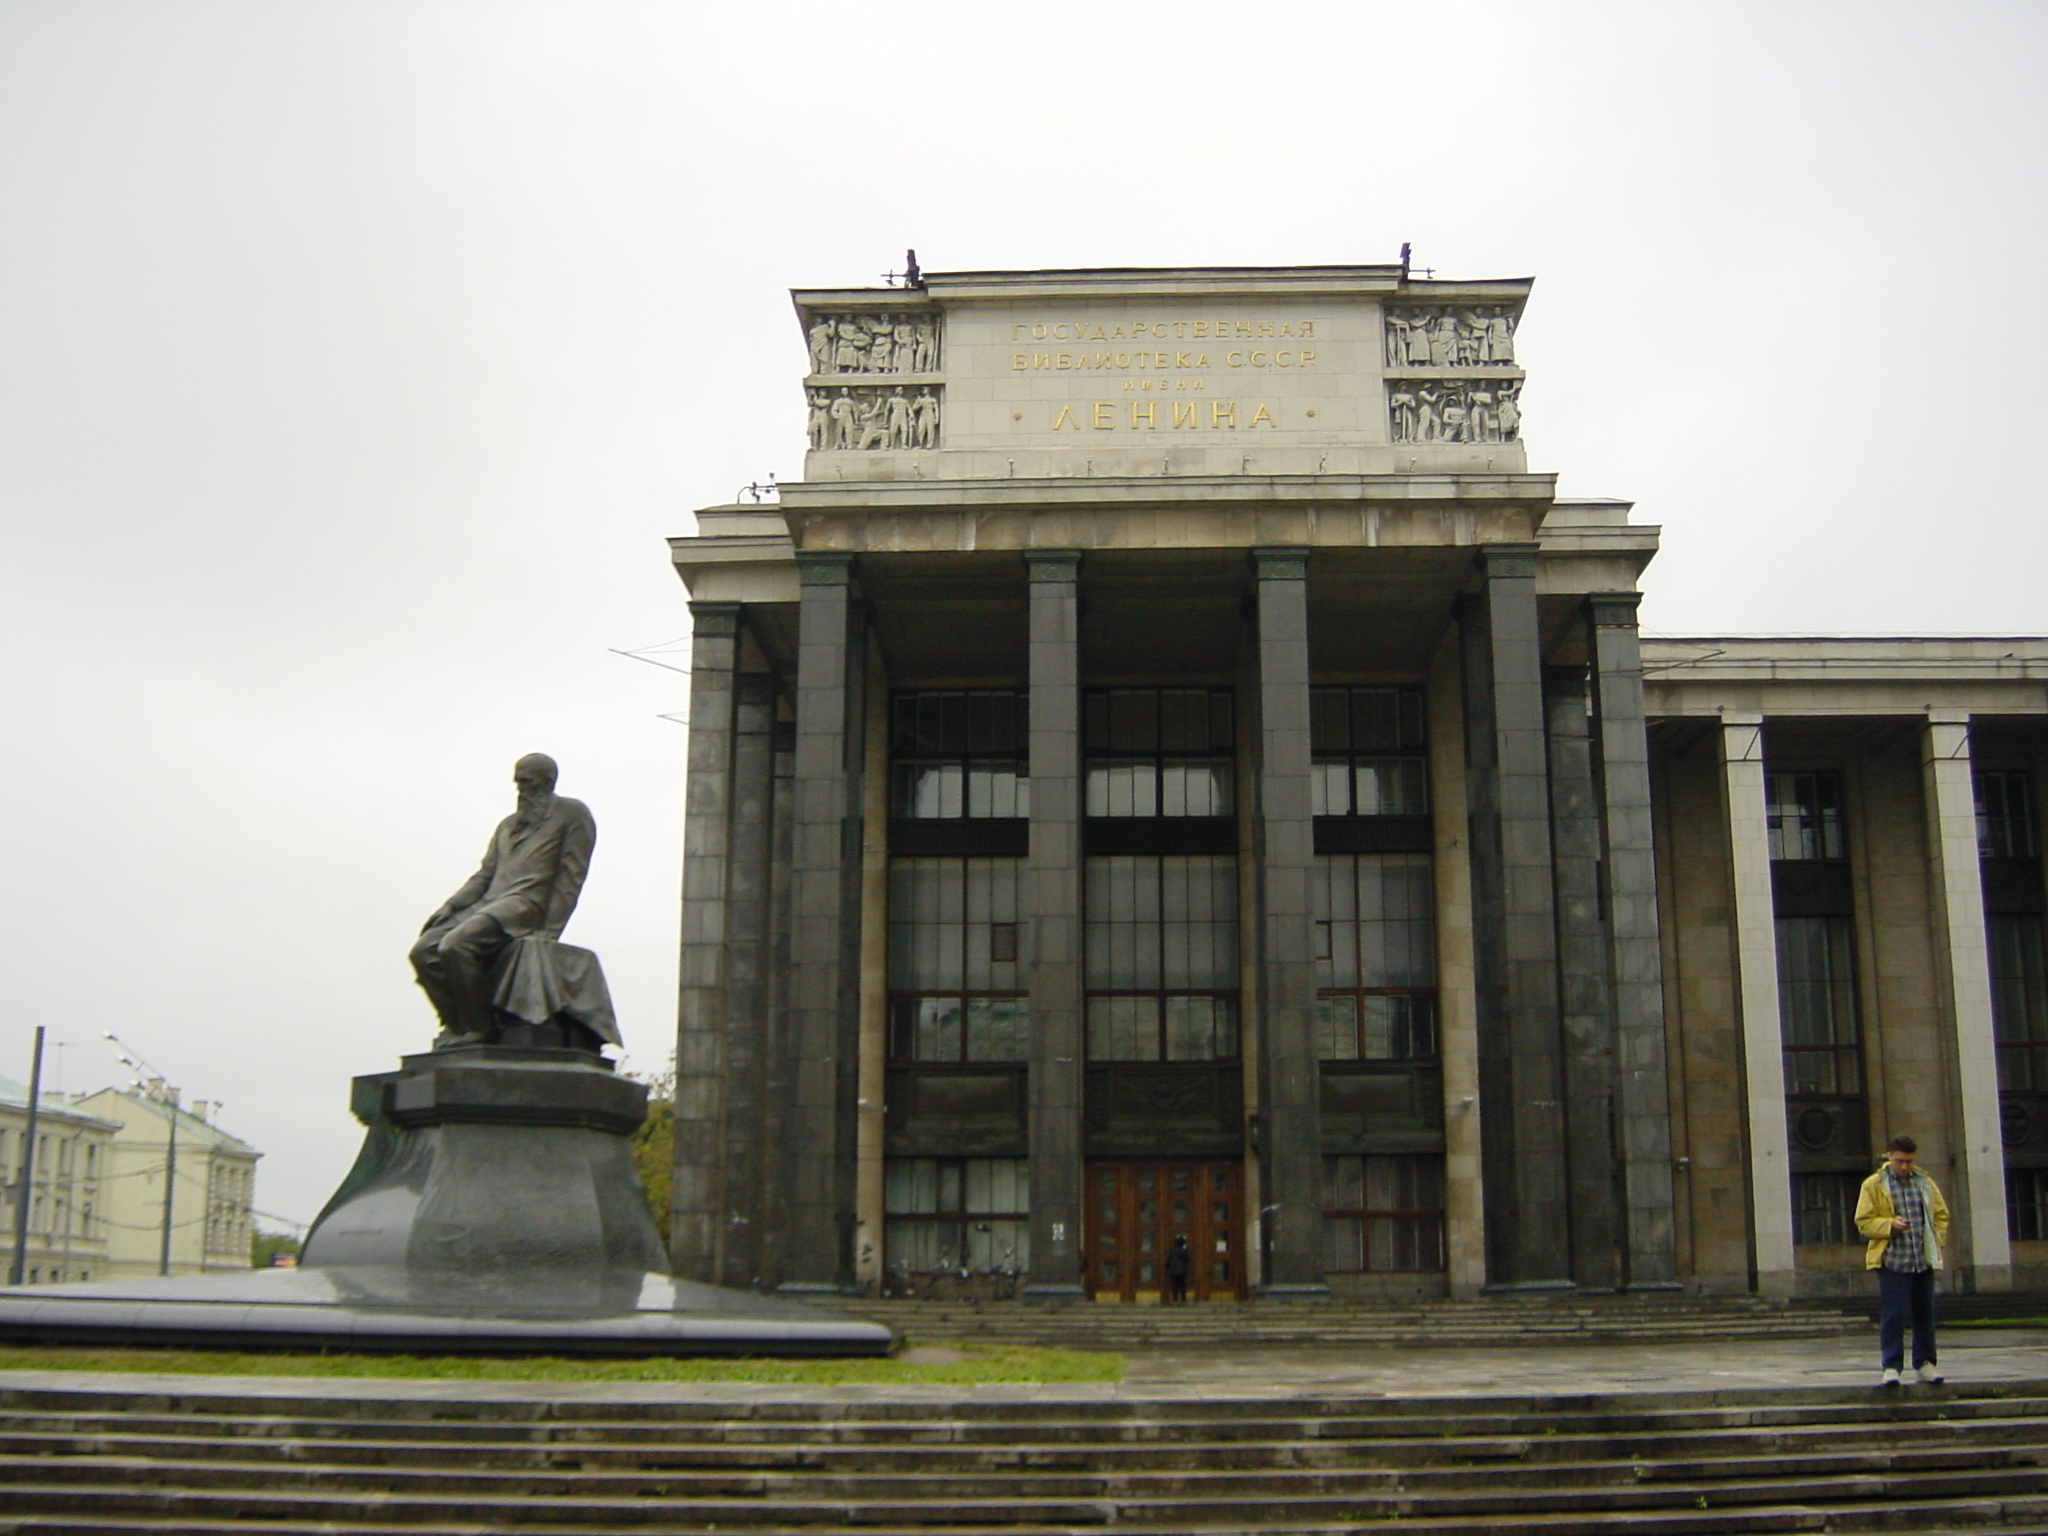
<box><xmin>512</xmin><ymin>753</ymin><xmax>558</xmax><ymax>827</ymax></box>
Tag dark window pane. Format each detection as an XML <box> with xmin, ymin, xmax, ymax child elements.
<box><xmin>1767</xmin><ymin>771</ymin><xmax>1844</xmax><ymax>861</ymax></box>
<box><xmin>1321</xmin><ymin>1154</ymin><xmax>1444</xmax><ymax>1272</ymax></box>
<box><xmin>1991</xmin><ymin>914</ymin><xmax>2048</xmax><ymax>1090</ymax></box>
<box><xmin>1311</xmin><ymin>689</ymin><xmax>1350</xmax><ymax>753</ymax></box>
<box><xmin>1109</xmin><ymin>690</ymin><xmax>1159</xmax><ymax>753</ymax></box>
<box><xmin>1792</xmin><ymin>1171</ymin><xmax>1861</xmax><ymax>1246</ymax></box>
<box><xmin>893</xmin><ymin>692</ymin><xmax>1026</xmax><ymax>820</ymax></box>
<box><xmin>1312</xmin><ymin>689</ymin><xmax>1426</xmax><ymax>818</ymax></box>
<box><xmin>1354</xmin><ymin>758</ymin><xmax>1428</xmax><ymax>816</ymax></box>
<box><xmin>1977</xmin><ymin>770</ymin><xmax>2039</xmax><ymax>860</ymax></box>
<box><xmin>965</xmin><ymin>998</ymin><xmax>1028</xmax><ymax>1062</ymax></box>
<box><xmin>1316</xmin><ymin>995</ymin><xmax>1357</xmax><ymax>1059</ymax></box>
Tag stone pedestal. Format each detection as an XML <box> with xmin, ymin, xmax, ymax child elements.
<box><xmin>301</xmin><ymin>1046</ymin><xmax>668</xmax><ymax>1313</ymax></box>
<box><xmin>1</xmin><ymin>1043</ymin><xmax>891</xmax><ymax>1354</ymax></box>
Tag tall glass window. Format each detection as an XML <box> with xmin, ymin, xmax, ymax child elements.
<box><xmin>1977</xmin><ymin>769</ymin><xmax>2039</xmax><ymax>860</ymax></box>
<box><xmin>2010</xmin><ymin>1168</ymin><xmax>2048</xmax><ymax>1243</ymax></box>
<box><xmin>1776</xmin><ymin>915</ymin><xmax>1862</xmax><ymax>1095</ymax></box>
<box><xmin>884</xmin><ymin>1157</ymin><xmax>1030</xmax><ymax>1276</ymax></box>
<box><xmin>1084</xmin><ymin>688</ymin><xmax>1233</xmax><ymax>817</ymax></box>
<box><xmin>1990</xmin><ymin>914</ymin><xmax>2048</xmax><ymax>1092</ymax></box>
<box><xmin>1767</xmin><ymin>771</ymin><xmax>1844</xmax><ymax>861</ymax></box>
<box><xmin>888</xmin><ymin>857</ymin><xmax>1027</xmax><ymax>1061</ymax></box>
<box><xmin>1323</xmin><ymin>1154</ymin><xmax>1444</xmax><ymax>1271</ymax></box>
<box><xmin>1314</xmin><ymin>854</ymin><xmax>1437</xmax><ymax>1059</ymax></box>
<box><xmin>1792</xmin><ymin>1171</ymin><xmax>1862</xmax><ymax>1245</ymax></box>
<box><xmin>892</xmin><ymin>691</ymin><xmax>1028</xmax><ymax>820</ymax></box>
<box><xmin>1311</xmin><ymin>687</ymin><xmax>1427</xmax><ymax>817</ymax></box>
<box><xmin>1084</xmin><ymin>855</ymin><xmax>1238</xmax><ymax>1060</ymax></box>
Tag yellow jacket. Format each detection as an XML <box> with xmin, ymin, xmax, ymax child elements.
<box><xmin>1854</xmin><ymin>1166</ymin><xmax>1950</xmax><ymax>1271</ymax></box>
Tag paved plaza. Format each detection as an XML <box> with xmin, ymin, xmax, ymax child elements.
<box><xmin>1</xmin><ymin>1329</ymin><xmax>2043</xmax><ymax>1409</ymax></box>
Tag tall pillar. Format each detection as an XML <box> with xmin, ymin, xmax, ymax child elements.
<box><xmin>1545</xmin><ymin>665</ymin><xmax>1620</xmax><ymax>1291</ymax></box>
<box><xmin>1459</xmin><ymin>543</ymin><xmax>1572</xmax><ymax>1289</ymax></box>
<box><xmin>756</xmin><ymin>715</ymin><xmax>797</xmax><ymax>1290</ymax></box>
<box><xmin>716</xmin><ymin>666</ymin><xmax>777</xmax><ymax>1289</ymax></box>
<box><xmin>1922</xmin><ymin>710</ymin><xmax>2013</xmax><ymax>1291</ymax></box>
<box><xmin>781</xmin><ymin>552</ymin><xmax>864</xmax><ymax>1294</ymax></box>
<box><xmin>1719</xmin><ymin>711</ymin><xmax>1796</xmax><ymax>1296</ymax></box>
<box><xmin>1587</xmin><ymin>593</ymin><xmax>1680</xmax><ymax>1290</ymax></box>
<box><xmin>1024</xmin><ymin>550</ymin><xmax>1085</xmax><ymax>1298</ymax></box>
<box><xmin>672</xmin><ymin>601</ymin><xmax>739</xmax><ymax>1282</ymax></box>
<box><xmin>1252</xmin><ymin>547</ymin><xmax>1328</xmax><ymax>1297</ymax></box>
<box><xmin>1428</xmin><ymin>639</ymin><xmax>1487</xmax><ymax>1297</ymax></box>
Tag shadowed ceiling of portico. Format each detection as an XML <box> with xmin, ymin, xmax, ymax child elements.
<box><xmin>855</xmin><ymin>547</ymin><xmax>1475</xmax><ymax>686</ymax></box>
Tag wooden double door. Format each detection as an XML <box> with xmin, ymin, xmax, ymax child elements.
<box><xmin>1084</xmin><ymin>1160</ymin><xmax>1246</xmax><ymax>1301</ymax></box>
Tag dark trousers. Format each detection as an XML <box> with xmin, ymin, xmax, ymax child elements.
<box><xmin>409</xmin><ymin>912</ymin><xmax>509</xmax><ymax>1038</ymax></box>
<box><xmin>1878</xmin><ymin>1266</ymin><xmax>1937</xmax><ymax>1370</ymax></box>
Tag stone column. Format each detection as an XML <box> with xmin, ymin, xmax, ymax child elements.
<box><xmin>1586</xmin><ymin>593</ymin><xmax>1680</xmax><ymax>1290</ymax></box>
<box><xmin>1252</xmin><ymin>547</ymin><xmax>1328</xmax><ymax>1298</ymax></box>
<box><xmin>1024</xmin><ymin>550</ymin><xmax>1086</xmax><ymax>1298</ymax></box>
<box><xmin>717</xmin><ymin>666</ymin><xmax>776</xmax><ymax>1289</ymax></box>
<box><xmin>672</xmin><ymin>601</ymin><xmax>739</xmax><ymax>1283</ymax></box>
<box><xmin>1718</xmin><ymin>711</ymin><xmax>1796</xmax><ymax>1296</ymax></box>
<box><xmin>855</xmin><ymin>633</ymin><xmax>890</xmax><ymax>1290</ymax></box>
<box><xmin>1428</xmin><ymin>639</ymin><xmax>1486</xmax><ymax>1297</ymax></box>
<box><xmin>780</xmin><ymin>552</ymin><xmax>864</xmax><ymax>1294</ymax></box>
<box><xmin>1545</xmin><ymin>665</ymin><xmax>1620</xmax><ymax>1291</ymax></box>
<box><xmin>1921</xmin><ymin>710</ymin><xmax>2013</xmax><ymax>1290</ymax></box>
<box><xmin>1459</xmin><ymin>543</ymin><xmax>1572</xmax><ymax>1289</ymax></box>
<box><xmin>756</xmin><ymin>715</ymin><xmax>797</xmax><ymax>1290</ymax></box>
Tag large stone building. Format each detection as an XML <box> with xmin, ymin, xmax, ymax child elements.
<box><xmin>70</xmin><ymin>1090</ymin><xmax>260</xmax><ymax>1280</ymax></box>
<box><xmin>0</xmin><ymin>1075</ymin><xmax>118</xmax><ymax>1285</ymax></box>
<box><xmin>666</xmin><ymin>263</ymin><xmax>2048</xmax><ymax>1302</ymax></box>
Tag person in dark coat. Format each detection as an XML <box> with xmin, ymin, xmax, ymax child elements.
<box><xmin>1164</xmin><ymin>1234</ymin><xmax>1191</xmax><ymax>1304</ymax></box>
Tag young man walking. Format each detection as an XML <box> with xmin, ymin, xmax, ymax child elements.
<box><xmin>1854</xmin><ymin>1135</ymin><xmax>1951</xmax><ymax>1387</ymax></box>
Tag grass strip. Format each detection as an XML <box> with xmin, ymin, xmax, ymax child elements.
<box><xmin>0</xmin><ymin>1343</ymin><xmax>1122</xmax><ymax>1385</ymax></box>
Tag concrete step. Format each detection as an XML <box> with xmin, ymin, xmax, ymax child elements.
<box><xmin>808</xmin><ymin>1297</ymin><xmax>1862</xmax><ymax>1347</ymax></box>
<box><xmin>1</xmin><ymin>1377</ymin><xmax>2042</xmax><ymax>1534</ymax></box>
<box><xmin>5</xmin><ymin>1502</ymin><xmax>2048</xmax><ymax>1535</ymax></box>
<box><xmin>5</xmin><ymin>1470</ymin><xmax>2048</xmax><ymax>1528</ymax></box>
<box><xmin>0</xmin><ymin>1438</ymin><xmax>2041</xmax><ymax>1497</ymax></box>
<box><xmin>3</xmin><ymin>1406</ymin><xmax>2047</xmax><ymax>1469</ymax></box>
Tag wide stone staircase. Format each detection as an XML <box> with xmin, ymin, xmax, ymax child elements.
<box><xmin>816</xmin><ymin>1293</ymin><xmax>1865</xmax><ymax>1349</ymax></box>
<box><xmin>2</xmin><ymin>1373</ymin><xmax>2048</xmax><ymax>1533</ymax></box>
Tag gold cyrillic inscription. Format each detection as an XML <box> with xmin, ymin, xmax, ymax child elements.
<box><xmin>1040</xmin><ymin>401</ymin><xmax>1278</xmax><ymax>431</ymax></box>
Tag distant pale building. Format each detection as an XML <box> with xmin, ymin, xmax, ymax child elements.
<box><xmin>69</xmin><ymin>1090</ymin><xmax>259</xmax><ymax>1279</ymax></box>
<box><xmin>0</xmin><ymin>1075</ymin><xmax>118</xmax><ymax>1285</ymax></box>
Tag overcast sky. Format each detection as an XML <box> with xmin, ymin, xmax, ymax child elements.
<box><xmin>3</xmin><ymin>0</ymin><xmax>2043</xmax><ymax>1232</ymax></box>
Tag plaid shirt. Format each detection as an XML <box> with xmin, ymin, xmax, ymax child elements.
<box><xmin>1882</xmin><ymin>1169</ymin><xmax>1931</xmax><ymax>1272</ymax></box>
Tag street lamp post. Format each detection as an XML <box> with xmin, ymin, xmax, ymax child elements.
<box><xmin>103</xmin><ymin>1033</ymin><xmax>184</xmax><ymax>1279</ymax></box>
<box><xmin>7</xmin><ymin>1027</ymin><xmax>47</xmax><ymax>1286</ymax></box>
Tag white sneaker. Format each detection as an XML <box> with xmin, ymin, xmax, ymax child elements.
<box><xmin>1880</xmin><ymin>1367</ymin><xmax>1901</xmax><ymax>1386</ymax></box>
<box><xmin>1916</xmin><ymin>1364</ymin><xmax>1944</xmax><ymax>1385</ymax></box>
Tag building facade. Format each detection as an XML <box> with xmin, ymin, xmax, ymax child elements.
<box><xmin>70</xmin><ymin>1090</ymin><xmax>260</xmax><ymax>1280</ymax></box>
<box><xmin>667</xmin><ymin>265</ymin><xmax>2048</xmax><ymax>1301</ymax></box>
<box><xmin>0</xmin><ymin>1075</ymin><xmax>118</xmax><ymax>1285</ymax></box>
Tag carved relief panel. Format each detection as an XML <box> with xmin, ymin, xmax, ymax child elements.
<box><xmin>1386</xmin><ymin>379</ymin><xmax>1522</xmax><ymax>445</ymax></box>
<box><xmin>807</xmin><ymin>384</ymin><xmax>941</xmax><ymax>452</ymax></box>
<box><xmin>1382</xmin><ymin>305</ymin><xmax>1518</xmax><ymax>369</ymax></box>
<box><xmin>806</xmin><ymin>311</ymin><xmax>942</xmax><ymax>376</ymax></box>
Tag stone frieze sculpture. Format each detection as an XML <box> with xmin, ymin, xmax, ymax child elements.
<box><xmin>808</xmin><ymin>385</ymin><xmax>941</xmax><ymax>452</ymax></box>
<box><xmin>1387</xmin><ymin>379</ymin><xmax>1522</xmax><ymax>445</ymax></box>
<box><xmin>1383</xmin><ymin>306</ymin><xmax>1519</xmax><ymax>369</ymax></box>
<box><xmin>807</xmin><ymin>311</ymin><xmax>941</xmax><ymax>376</ymax></box>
